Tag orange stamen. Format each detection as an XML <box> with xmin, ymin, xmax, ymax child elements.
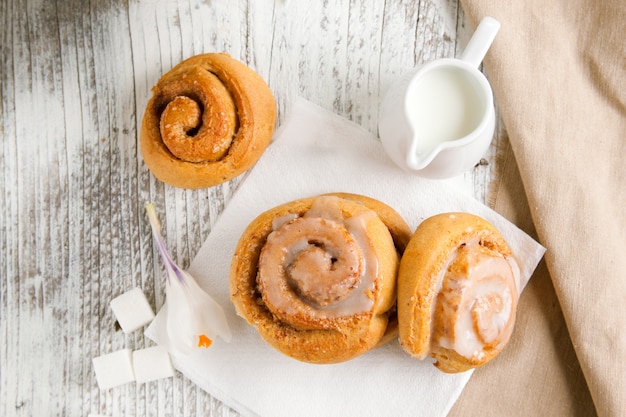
<box><xmin>198</xmin><ymin>334</ymin><xmax>213</xmax><ymax>348</ymax></box>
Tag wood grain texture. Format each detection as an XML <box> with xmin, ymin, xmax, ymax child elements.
<box><xmin>0</xmin><ymin>0</ymin><xmax>502</xmax><ymax>416</ymax></box>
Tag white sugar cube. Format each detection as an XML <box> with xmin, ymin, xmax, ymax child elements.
<box><xmin>92</xmin><ymin>349</ymin><xmax>135</xmax><ymax>389</ymax></box>
<box><xmin>110</xmin><ymin>288</ymin><xmax>155</xmax><ymax>333</ymax></box>
<box><xmin>132</xmin><ymin>345</ymin><xmax>175</xmax><ymax>383</ymax></box>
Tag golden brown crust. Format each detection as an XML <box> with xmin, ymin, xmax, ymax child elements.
<box><xmin>229</xmin><ymin>194</ymin><xmax>412</xmax><ymax>364</ymax></box>
<box><xmin>397</xmin><ymin>212</ymin><xmax>518</xmax><ymax>373</ymax></box>
<box><xmin>140</xmin><ymin>53</ymin><xmax>276</xmax><ymax>189</ymax></box>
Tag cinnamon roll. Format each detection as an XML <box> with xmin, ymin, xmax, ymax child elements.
<box><xmin>397</xmin><ymin>212</ymin><xmax>521</xmax><ymax>373</ymax></box>
<box><xmin>140</xmin><ymin>53</ymin><xmax>276</xmax><ymax>189</ymax></box>
<box><xmin>230</xmin><ymin>194</ymin><xmax>412</xmax><ymax>364</ymax></box>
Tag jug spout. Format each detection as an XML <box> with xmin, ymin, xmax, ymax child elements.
<box><xmin>405</xmin><ymin>134</ymin><xmax>438</xmax><ymax>171</ymax></box>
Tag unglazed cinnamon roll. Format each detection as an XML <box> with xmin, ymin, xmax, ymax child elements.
<box><xmin>230</xmin><ymin>194</ymin><xmax>412</xmax><ymax>364</ymax></box>
<box><xmin>397</xmin><ymin>212</ymin><xmax>520</xmax><ymax>373</ymax></box>
<box><xmin>140</xmin><ymin>53</ymin><xmax>276</xmax><ymax>189</ymax></box>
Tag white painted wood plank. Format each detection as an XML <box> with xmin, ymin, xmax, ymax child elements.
<box><xmin>342</xmin><ymin>0</ymin><xmax>387</xmax><ymax>133</ymax></box>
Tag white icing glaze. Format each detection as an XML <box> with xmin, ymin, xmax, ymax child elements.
<box><xmin>271</xmin><ymin>213</ymin><xmax>299</xmax><ymax>230</ymax></box>
<box><xmin>433</xmin><ymin>242</ymin><xmax>520</xmax><ymax>360</ymax></box>
<box><xmin>257</xmin><ymin>196</ymin><xmax>380</xmax><ymax>323</ymax></box>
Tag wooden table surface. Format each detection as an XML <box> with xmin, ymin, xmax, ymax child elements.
<box><xmin>1</xmin><ymin>1</ymin><xmax>503</xmax><ymax>415</ymax></box>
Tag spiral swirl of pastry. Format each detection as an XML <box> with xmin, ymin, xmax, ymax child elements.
<box><xmin>258</xmin><ymin>215</ymin><xmax>368</xmax><ymax>329</ymax></box>
<box><xmin>397</xmin><ymin>212</ymin><xmax>520</xmax><ymax>373</ymax></box>
<box><xmin>140</xmin><ymin>53</ymin><xmax>276</xmax><ymax>189</ymax></box>
<box><xmin>230</xmin><ymin>194</ymin><xmax>412</xmax><ymax>364</ymax></box>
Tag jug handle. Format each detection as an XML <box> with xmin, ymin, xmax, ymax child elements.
<box><xmin>460</xmin><ymin>17</ymin><xmax>500</xmax><ymax>67</ymax></box>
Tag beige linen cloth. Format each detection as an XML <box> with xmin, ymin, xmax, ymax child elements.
<box><xmin>450</xmin><ymin>1</ymin><xmax>625</xmax><ymax>416</ymax></box>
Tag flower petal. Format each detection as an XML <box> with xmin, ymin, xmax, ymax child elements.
<box><xmin>145</xmin><ymin>202</ymin><xmax>232</xmax><ymax>354</ymax></box>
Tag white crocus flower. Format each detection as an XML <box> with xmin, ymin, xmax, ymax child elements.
<box><xmin>145</xmin><ymin>203</ymin><xmax>232</xmax><ymax>354</ymax></box>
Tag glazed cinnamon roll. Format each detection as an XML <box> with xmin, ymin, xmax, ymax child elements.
<box><xmin>140</xmin><ymin>53</ymin><xmax>276</xmax><ymax>189</ymax></box>
<box><xmin>397</xmin><ymin>212</ymin><xmax>520</xmax><ymax>373</ymax></box>
<box><xmin>230</xmin><ymin>194</ymin><xmax>412</xmax><ymax>364</ymax></box>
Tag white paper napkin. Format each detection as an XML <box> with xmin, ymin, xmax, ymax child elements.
<box><xmin>145</xmin><ymin>97</ymin><xmax>545</xmax><ymax>417</ymax></box>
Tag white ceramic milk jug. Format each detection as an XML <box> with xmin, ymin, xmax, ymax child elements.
<box><xmin>378</xmin><ymin>17</ymin><xmax>501</xmax><ymax>179</ymax></box>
